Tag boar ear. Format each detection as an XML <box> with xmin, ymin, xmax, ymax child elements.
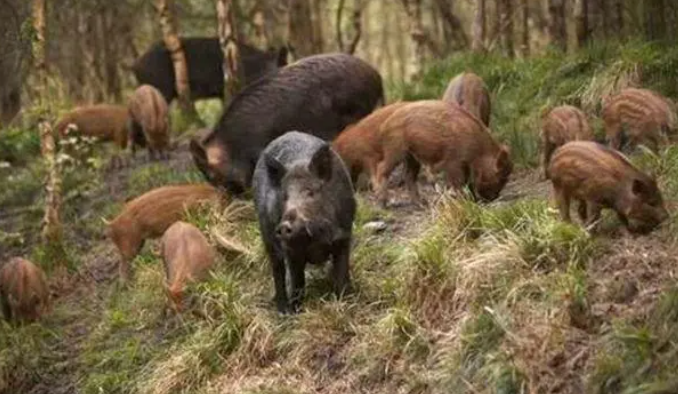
<box><xmin>496</xmin><ymin>145</ymin><xmax>511</xmax><ymax>171</ymax></box>
<box><xmin>309</xmin><ymin>144</ymin><xmax>333</xmax><ymax>181</ymax></box>
<box><xmin>632</xmin><ymin>179</ymin><xmax>650</xmax><ymax>197</ymax></box>
<box><xmin>265</xmin><ymin>154</ymin><xmax>286</xmax><ymax>185</ymax></box>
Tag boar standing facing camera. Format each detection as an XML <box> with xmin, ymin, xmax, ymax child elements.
<box><xmin>602</xmin><ymin>88</ymin><xmax>677</xmax><ymax>152</ymax></box>
<box><xmin>0</xmin><ymin>257</ymin><xmax>49</xmax><ymax>323</ymax></box>
<box><xmin>108</xmin><ymin>184</ymin><xmax>221</xmax><ymax>281</ymax></box>
<box><xmin>541</xmin><ymin>105</ymin><xmax>594</xmax><ymax>177</ymax></box>
<box><xmin>442</xmin><ymin>72</ymin><xmax>492</xmax><ymax>127</ymax></box>
<box><xmin>375</xmin><ymin>100</ymin><xmax>512</xmax><ymax>206</ymax></box>
<box><xmin>253</xmin><ymin>132</ymin><xmax>356</xmax><ymax>314</ymax></box>
<box><xmin>128</xmin><ymin>84</ymin><xmax>170</xmax><ymax>160</ymax></box>
<box><xmin>547</xmin><ymin>141</ymin><xmax>668</xmax><ymax>234</ymax></box>
<box><xmin>191</xmin><ymin>53</ymin><xmax>384</xmax><ymax>195</ymax></box>
<box><xmin>161</xmin><ymin>221</ymin><xmax>216</xmax><ymax>312</ymax></box>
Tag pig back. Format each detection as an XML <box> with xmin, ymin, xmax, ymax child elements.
<box><xmin>442</xmin><ymin>72</ymin><xmax>491</xmax><ymax>126</ymax></box>
<box><xmin>161</xmin><ymin>221</ymin><xmax>215</xmax><ymax>288</ymax></box>
<box><xmin>0</xmin><ymin>258</ymin><xmax>48</xmax><ymax>320</ymax></box>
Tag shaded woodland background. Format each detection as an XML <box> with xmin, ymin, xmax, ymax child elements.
<box><xmin>2</xmin><ymin>0</ymin><xmax>678</xmax><ymax>123</ymax></box>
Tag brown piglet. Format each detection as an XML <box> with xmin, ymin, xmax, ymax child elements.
<box><xmin>107</xmin><ymin>184</ymin><xmax>221</xmax><ymax>280</ymax></box>
<box><xmin>541</xmin><ymin>105</ymin><xmax>593</xmax><ymax>178</ymax></box>
<box><xmin>442</xmin><ymin>72</ymin><xmax>492</xmax><ymax>127</ymax></box>
<box><xmin>375</xmin><ymin>100</ymin><xmax>512</xmax><ymax>206</ymax></box>
<box><xmin>161</xmin><ymin>221</ymin><xmax>216</xmax><ymax>312</ymax></box>
<box><xmin>128</xmin><ymin>84</ymin><xmax>171</xmax><ymax>160</ymax></box>
<box><xmin>56</xmin><ymin>104</ymin><xmax>130</xmax><ymax>149</ymax></box>
<box><xmin>332</xmin><ymin>102</ymin><xmax>408</xmax><ymax>185</ymax></box>
<box><xmin>602</xmin><ymin>88</ymin><xmax>676</xmax><ymax>151</ymax></box>
<box><xmin>0</xmin><ymin>258</ymin><xmax>49</xmax><ymax>323</ymax></box>
<box><xmin>547</xmin><ymin>141</ymin><xmax>668</xmax><ymax>234</ymax></box>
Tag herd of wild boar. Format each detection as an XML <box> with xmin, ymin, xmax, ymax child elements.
<box><xmin>1</xmin><ymin>37</ymin><xmax>676</xmax><ymax>321</ymax></box>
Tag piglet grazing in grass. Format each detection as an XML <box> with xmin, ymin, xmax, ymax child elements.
<box><xmin>541</xmin><ymin>105</ymin><xmax>594</xmax><ymax>178</ymax></box>
<box><xmin>161</xmin><ymin>221</ymin><xmax>216</xmax><ymax>312</ymax></box>
<box><xmin>0</xmin><ymin>257</ymin><xmax>49</xmax><ymax>323</ymax></box>
<box><xmin>548</xmin><ymin>141</ymin><xmax>668</xmax><ymax>234</ymax></box>
<box><xmin>253</xmin><ymin>131</ymin><xmax>356</xmax><ymax>313</ymax></box>
<box><xmin>108</xmin><ymin>184</ymin><xmax>221</xmax><ymax>281</ymax></box>
<box><xmin>127</xmin><ymin>84</ymin><xmax>170</xmax><ymax>160</ymax></box>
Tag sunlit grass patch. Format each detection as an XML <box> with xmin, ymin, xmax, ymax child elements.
<box><xmin>127</xmin><ymin>163</ymin><xmax>204</xmax><ymax>198</ymax></box>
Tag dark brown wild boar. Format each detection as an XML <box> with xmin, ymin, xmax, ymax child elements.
<box><xmin>191</xmin><ymin>53</ymin><xmax>384</xmax><ymax>195</ymax></box>
<box><xmin>128</xmin><ymin>84</ymin><xmax>170</xmax><ymax>159</ymax></box>
<box><xmin>161</xmin><ymin>221</ymin><xmax>215</xmax><ymax>312</ymax></box>
<box><xmin>332</xmin><ymin>102</ymin><xmax>408</xmax><ymax>185</ymax></box>
<box><xmin>541</xmin><ymin>105</ymin><xmax>593</xmax><ymax>177</ymax></box>
<box><xmin>107</xmin><ymin>184</ymin><xmax>221</xmax><ymax>280</ymax></box>
<box><xmin>375</xmin><ymin>100</ymin><xmax>512</xmax><ymax>206</ymax></box>
<box><xmin>547</xmin><ymin>141</ymin><xmax>668</xmax><ymax>234</ymax></box>
<box><xmin>602</xmin><ymin>88</ymin><xmax>677</xmax><ymax>151</ymax></box>
<box><xmin>0</xmin><ymin>258</ymin><xmax>49</xmax><ymax>323</ymax></box>
<box><xmin>442</xmin><ymin>72</ymin><xmax>491</xmax><ymax>127</ymax></box>
<box><xmin>56</xmin><ymin>104</ymin><xmax>130</xmax><ymax>149</ymax></box>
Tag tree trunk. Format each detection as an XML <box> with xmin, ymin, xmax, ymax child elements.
<box><xmin>472</xmin><ymin>0</ymin><xmax>486</xmax><ymax>52</ymax></box>
<box><xmin>337</xmin><ymin>0</ymin><xmax>363</xmax><ymax>54</ymax></box>
<box><xmin>600</xmin><ymin>0</ymin><xmax>608</xmax><ymax>39</ymax></box>
<box><xmin>501</xmin><ymin>0</ymin><xmax>514</xmax><ymax>57</ymax></box>
<box><xmin>614</xmin><ymin>0</ymin><xmax>623</xmax><ymax>37</ymax></box>
<box><xmin>216</xmin><ymin>0</ymin><xmax>243</xmax><ymax>101</ymax></box>
<box><xmin>548</xmin><ymin>0</ymin><xmax>566</xmax><ymax>51</ymax></box>
<box><xmin>33</xmin><ymin>0</ymin><xmax>62</xmax><ymax>245</ymax></box>
<box><xmin>433</xmin><ymin>0</ymin><xmax>469</xmax><ymax>50</ymax></box>
<box><xmin>521</xmin><ymin>0</ymin><xmax>529</xmax><ymax>56</ymax></box>
<box><xmin>310</xmin><ymin>0</ymin><xmax>324</xmax><ymax>53</ymax></box>
<box><xmin>154</xmin><ymin>0</ymin><xmax>199</xmax><ymax>120</ymax></box>
<box><xmin>400</xmin><ymin>0</ymin><xmax>427</xmax><ymax>80</ymax></box>
<box><xmin>288</xmin><ymin>0</ymin><xmax>316</xmax><ymax>58</ymax></box>
<box><xmin>575</xmin><ymin>0</ymin><xmax>588</xmax><ymax>47</ymax></box>
<box><xmin>251</xmin><ymin>8</ymin><xmax>269</xmax><ymax>50</ymax></box>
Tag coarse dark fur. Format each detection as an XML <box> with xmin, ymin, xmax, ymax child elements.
<box><xmin>192</xmin><ymin>53</ymin><xmax>384</xmax><ymax>195</ymax></box>
<box><xmin>253</xmin><ymin>132</ymin><xmax>356</xmax><ymax>313</ymax></box>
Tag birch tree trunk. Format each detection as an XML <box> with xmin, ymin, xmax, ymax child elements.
<box><xmin>216</xmin><ymin>0</ymin><xmax>243</xmax><ymax>101</ymax></box>
<box><xmin>154</xmin><ymin>0</ymin><xmax>200</xmax><ymax>120</ymax></box>
<box><xmin>501</xmin><ymin>0</ymin><xmax>514</xmax><ymax>57</ymax></box>
<box><xmin>288</xmin><ymin>0</ymin><xmax>316</xmax><ymax>58</ymax></box>
<box><xmin>472</xmin><ymin>0</ymin><xmax>486</xmax><ymax>52</ymax></box>
<box><xmin>33</xmin><ymin>0</ymin><xmax>62</xmax><ymax>245</ymax></box>
<box><xmin>400</xmin><ymin>0</ymin><xmax>427</xmax><ymax>81</ymax></box>
<box><xmin>548</xmin><ymin>0</ymin><xmax>566</xmax><ymax>51</ymax></box>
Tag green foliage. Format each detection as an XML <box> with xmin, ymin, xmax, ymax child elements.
<box><xmin>0</xmin><ymin>126</ymin><xmax>41</xmax><ymax>165</ymax></box>
<box><xmin>390</xmin><ymin>41</ymin><xmax>678</xmax><ymax>167</ymax></box>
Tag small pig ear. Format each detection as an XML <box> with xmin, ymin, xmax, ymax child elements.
<box><xmin>265</xmin><ymin>154</ymin><xmax>286</xmax><ymax>184</ymax></box>
<box><xmin>496</xmin><ymin>145</ymin><xmax>511</xmax><ymax>170</ymax></box>
<box><xmin>309</xmin><ymin>144</ymin><xmax>333</xmax><ymax>181</ymax></box>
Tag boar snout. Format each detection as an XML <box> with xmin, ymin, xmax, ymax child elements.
<box><xmin>276</xmin><ymin>209</ymin><xmax>309</xmax><ymax>240</ymax></box>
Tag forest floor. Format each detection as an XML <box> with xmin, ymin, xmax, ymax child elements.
<box><xmin>2</xmin><ymin>137</ymin><xmax>678</xmax><ymax>394</ymax></box>
<box><xmin>3</xmin><ymin>41</ymin><xmax>678</xmax><ymax>394</ymax></box>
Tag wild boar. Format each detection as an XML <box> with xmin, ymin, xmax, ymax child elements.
<box><xmin>107</xmin><ymin>184</ymin><xmax>221</xmax><ymax>280</ymax></box>
<box><xmin>547</xmin><ymin>141</ymin><xmax>668</xmax><ymax>234</ymax></box>
<box><xmin>161</xmin><ymin>221</ymin><xmax>215</xmax><ymax>312</ymax></box>
<box><xmin>442</xmin><ymin>72</ymin><xmax>492</xmax><ymax>127</ymax></box>
<box><xmin>541</xmin><ymin>105</ymin><xmax>594</xmax><ymax>177</ymax></box>
<box><xmin>133</xmin><ymin>37</ymin><xmax>288</xmax><ymax>104</ymax></box>
<box><xmin>0</xmin><ymin>257</ymin><xmax>49</xmax><ymax>323</ymax></box>
<box><xmin>56</xmin><ymin>104</ymin><xmax>130</xmax><ymax>148</ymax></box>
<box><xmin>332</xmin><ymin>102</ymin><xmax>408</xmax><ymax>185</ymax></box>
<box><xmin>375</xmin><ymin>100</ymin><xmax>512</xmax><ymax>206</ymax></box>
<box><xmin>191</xmin><ymin>53</ymin><xmax>384</xmax><ymax>195</ymax></box>
<box><xmin>128</xmin><ymin>84</ymin><xmax>170</xmax><ymax>159</ymax></box>
<box><xmin>253</xmin><ymin>131</ymin><xmax>356</xmax><ymax>313</ymax></box>
<box><xmin>602</xmin><ymin>88</ymin><xmax>677</xmax><ymax>151</ymax></box>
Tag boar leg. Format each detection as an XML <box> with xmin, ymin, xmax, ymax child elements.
<box><xmin>266</xmin><ymin>242</ymin><xmax>290</xmax><ymax>313</ymax></box>
<box><xmin>404</xmin><ymin>154</ymin><xmax>423</xmax><ymax>206</ymax></box>
<box><xmin>443</xmin><ymin>161</ymin><xmax>467</xmax><ymax>198</ymax></box>
<box><xmin>554</xmin><ymin>186</ymin><xmax>572</xmax><ymax>222</ymax></box>
<box><xmin>542</xmin><ymin>143</ymin><xmax>554</xmax><ymax>180</ymax></box>
<box><xmin>374</xmin><ymin>155</ymin><xmax>404</xmax><ymax>207</ymax></box>
<box><xmin>577</xmin><ymin>200</ymin><xmax>588</xmax><ymax>223</ymax></box>
<box><xmin>585</xmin><ymin>202</ymin><xmax>602</xmax><ymax>228</ymax></box>
<box><xmin>1</xmin><ymin>297</ymin><xmax>11</xmax><ymax>321</ymax></box>
<box><xmin>288</xmin><ymin>254</ymin><xmax>306</xmax><ymax>313</ymax></box>
<box><xmin>605</xmin><ymin>120</ymin><xmax>623</xmax><ymax>150</ymax></box>
<box><xmin>331</xmin><ymin>238</ymin><xmax>352</xmax><ymax>299</ymax></box>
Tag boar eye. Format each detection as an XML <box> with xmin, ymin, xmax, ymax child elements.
<box><xmin>305</xmin><ymin>189</ymin><xmax>315</xmax><ymax>198</ymax></box>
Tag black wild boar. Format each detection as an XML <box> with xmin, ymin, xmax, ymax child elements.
<box><xmin>253</xmin><ymin>131</ymin><xmax>356</xmax><ymax>313</ymax></box>
<box><xmin>191</xmin><ymin>53</ymin><xmax>384</xmax><ymax>195</ymax></box>
<box><xmin>133</xmin><ymin>37</ymin><xmax>288</xmax><ymax>104</ymax></box>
